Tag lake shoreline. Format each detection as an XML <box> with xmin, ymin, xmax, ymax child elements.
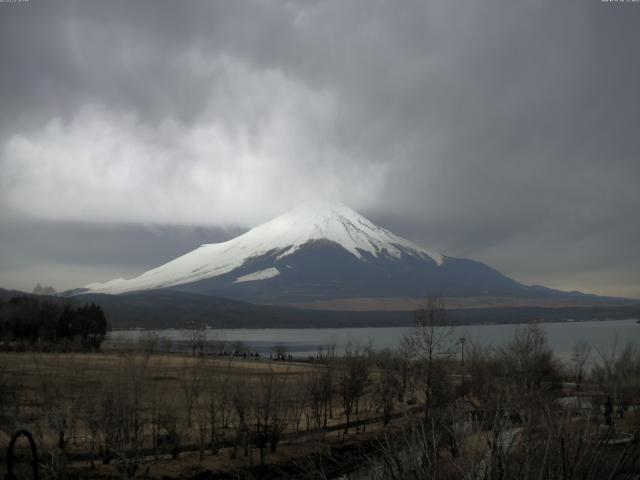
<box><xmin>106</xmin><ymin>318</ymin><xmax>640</xmax><ymax>359</ymax></box>
<box><xmin>107</xmin><ymin>315</ymin><xmax>639</xmax><ymax>332</ymax></box>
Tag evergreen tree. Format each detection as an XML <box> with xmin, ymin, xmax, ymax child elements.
<box><xmin>0</xmin><ymin>297</ymin><xmax>108</xmax><ymax>351</ymax></box>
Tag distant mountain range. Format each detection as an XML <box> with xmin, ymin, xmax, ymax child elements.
<box><xmin>2</xmin><ymin>288</ymin><xmax>637</xmax><ymax>329</ymax></box>
<box><xmin>75</xmin><ymin>202</ymin><xmax>627</xmax><ymax>307</ymax></box>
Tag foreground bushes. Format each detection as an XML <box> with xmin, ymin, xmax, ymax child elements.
<box><xmin>1</xmin><ymin>297</ymin><xmax>639</xmax><ymax>479</ymax></box>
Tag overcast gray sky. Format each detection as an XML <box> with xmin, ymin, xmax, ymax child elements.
<box><xmin>1</xmin><ymin>0</ymin><xmax>639</xmax><ymax>298</ymax></box>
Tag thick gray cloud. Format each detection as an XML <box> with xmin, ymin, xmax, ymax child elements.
<box><xmin>0</xmin><ymin>0</ymin><xmax>638</xmax><ymax>297</ymax></box>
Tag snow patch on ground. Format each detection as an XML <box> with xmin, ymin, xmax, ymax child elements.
<box><xmin>234</xmin><ymin>267</ymin><xmax>280</xmax><ymax>284</ymax></box>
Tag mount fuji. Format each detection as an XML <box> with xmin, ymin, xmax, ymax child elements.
<box><xmin>78</xmin><ymin>202</ymin><xmax>590</xmax><ymax>305</ymax></box>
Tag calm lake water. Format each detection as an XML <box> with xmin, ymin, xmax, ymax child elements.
<box><xmin>107</xmin><ymin>318</ymin><xmax>639</xmax><ymax>359</ymax></box>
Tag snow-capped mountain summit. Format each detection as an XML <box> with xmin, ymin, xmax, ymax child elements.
<box><xmin>84</xmin><ymin>202</ymin><xmax>443</xmax><ymax>294</ymax></box>
<box><xmin>245</xmin><ymin>201</ymin><xmax>444</xmax><ymax>264</ymax></box>
<box><xmin>82</xmin><ymin>202</ymin><xmax>539</xmax><ymax>303</ymax></box>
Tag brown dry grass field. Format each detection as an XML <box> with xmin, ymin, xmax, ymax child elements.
<box><xmin>0</xmin><ymin>350</ymin><xmax>405</xmax><ymax>479</ymax></box>
<box><xmin>1</xmin><ymin>337</ymin><xmax>639</xmax><ymax>479</ymax></box>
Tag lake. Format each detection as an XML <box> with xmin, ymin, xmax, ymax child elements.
<box><xmin>106</xmin><ymin>318</ymin><xmax>639</xmax><ymax>360</ymax></box>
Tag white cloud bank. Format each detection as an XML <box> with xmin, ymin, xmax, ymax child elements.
<box><xmin>1</xmin><ymin>56</ymin><xmax>388</xmax><ymax>227</ymax></box>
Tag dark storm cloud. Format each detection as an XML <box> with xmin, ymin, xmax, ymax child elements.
<box><xmin>0</xmin><ymin>0</ymin><xmax>638</xmax><ymax>296</ymax></box>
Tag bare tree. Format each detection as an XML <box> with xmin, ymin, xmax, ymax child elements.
<box><xmin>161</xmin><ymin>335</ymin><xmax>173</xmax><ymax>354</ymax></box>
<box><xmin>83</xmin><ymin>350</ymin><xmax>151</xmax><ymax>479</ymax></box>
<box><xmin>373</xmin><ymin>349</ymin><xmax>400</xmax><ymax>425</ymax></box>
<box><xmin>288</xmin><ymin>373</ymin><xmax>308</xmax><ymax>433</ymax></box>
<box><xmin>593</xmin><ymin>339</ymin><xmax>640</xmax><ymax>422</ymax></box>
<box><xmin>139</xmin><ymin>331</ymin><xmax>161</xmax><ymax>354</ymax></box>
<box><xmin>337</xmin><ymin>343</ymin><xmax>369</xmax><ymax>434</ymax></box>
<box><xmin>571</xmin><ymin>339</ymin><xmax>591</xmax><ymax>392</ymax></box>
<box><xmin>180</xmin><ymin>357</ymin><xmax>205</xmax><ymax>429</ymax></box>
<box><xmin>501</xmin><ymin>324</ymin><xmax>558</xmax><ymax>394</ymax></box>
<box><xmin>210</xmin><ymin>331</ymin><xmax>226</xmax><ymax>355</ymax></box>
<box><xmin>305</xmin><ymin>367</ymin><xmax>326</xmax><ymax>431</ymax></box>
<box><xmin>272</xmin><ymin>344</ymin><xmax>288</xmax><ymax>360</ymax></box>
<box><xmin>396</xmin><ymin>337</ymin><xmax>413</xmax><ymax>403</ymax></box>
<box><xmin>404</xmin><ymin>296</ymin><xmax>455</xmax><ymax>426</ymax></box>
<box><xmin>252</xmin><ymin>367</ymin><xmax>290</xmax><ymax>465</ymax></box>
<box><xmin>32</xmin><ymin>353</ymin><xmax>74</xmax><ymax>478</ymax></box>
<box><xmin>0</xmin><ymin>358</ymin><xmax>22</xmax><ymax>436</ymax></box>
<box><xmin>184</xmin><ymin>321</ymin><xmax>208</xmax><ymax>356</ymax></box>
<box><xmin>201</xmin><ymin>359</ymin><xmax>234</xmax><ymax>456</ymax></box>
<box><xmin>320</xmin><ymin>344</ymin><xmax>337</xmax><ymax>427</ymax></box>
<box><xmin>33</xmin><ymin>283</ymin><xmax>57</xmax><ymax>295</ymax></box>
<box><xmin>230</xmin><ymin>375</ymin><xmax>251</xmax><ymax>459</ymax></box>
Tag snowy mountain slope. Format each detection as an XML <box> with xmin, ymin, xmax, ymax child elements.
<box><xmin>80</xmin><ymin>202</ymin><xmax>586</xmax><ymax>303</ymax></box>
<box><xmin>83</xmin><ymin>202</ymin><xmax>445</xmax><ymax>295</ymax></box>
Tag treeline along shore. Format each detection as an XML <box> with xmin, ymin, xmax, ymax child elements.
<box><xmin>1</xmin><ymin>288</ymin><xmax>638</xmax><ymax>330</ymax></box>
<box><xmin>0</xmin><ymin>294</ymin><xmax>107</xmax><ymax>351</ymax></box>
